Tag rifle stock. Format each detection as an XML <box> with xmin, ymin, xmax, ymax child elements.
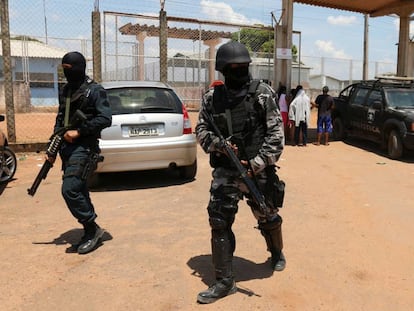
<box><xmin>27</xmin><ymin>159</ymin><xmax>53</xmax><ymax>196</ymax></box>
<box><xmin>27</xmin><ymin>110</ymin><xmax>87</xmax><ymax>196</ymax></box>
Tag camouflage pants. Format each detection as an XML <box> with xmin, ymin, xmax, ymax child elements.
<box><xmin>208</xmin><ymin>166</ymin><xmax>280</xmax><ymax>223</ymax></box>
<box><xmin>207</xmin><ymin>166</ymin><xmax>282</xmax><ymax>279</ymax></box>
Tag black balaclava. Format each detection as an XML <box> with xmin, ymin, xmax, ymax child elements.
<box><xmin>222</xmin><ymin>65</ymin><xmax>250</xmax><ymax>90</ymax></box>
<box><xmin>62</xmin><ymin>51</ymin><xmax>86</xmax><ymax>87</ymax></box>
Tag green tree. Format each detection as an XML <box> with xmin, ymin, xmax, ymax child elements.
<box><xmin>291</xmin><ymin>45</ymin><xmax>298</xmax><ymax>62</ymax></box>
<box><xmin>231</xmin><ymin>27</ymin><xmax>272</xmax><ymax>53</ymax></box>
<box><xmin>230</xmin><ymin>28</ymin><xmax>298</xmax><ymax>59</ymax></box>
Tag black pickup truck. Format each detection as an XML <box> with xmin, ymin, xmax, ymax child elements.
<box><xmin>332</xmin><ymin>76</ymin><xmax>414</xmax><ymax>159</ymax></box>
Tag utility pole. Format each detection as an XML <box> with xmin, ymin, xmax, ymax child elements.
<box><xmin>92</xmin><ymin>0</ymin><xmax>102</xmax><ymax>82</ymax></box>
<box><xmin>0</xmin><ymin>0</ymin><xmax>16</xmax><ymax>142</ymax></box>
<box><xmin>363</xmin><ymin>14</ymin><xmax>369</xmax><ymax>80</ymax></box>
<box><xmin>273</xmin><ymin>0</ymin><xmax>293</xmax><ymax>92</ymax></box>
<box><xmin>43</xmin><ymin>0</ymin><xmax>48</xmax><ymax>44</ymax></box>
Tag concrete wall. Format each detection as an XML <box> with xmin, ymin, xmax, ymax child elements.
<box><xmin>0</xmin><ymin>81</ymin><xmax>31</xmax><ymax>113</ymax></box>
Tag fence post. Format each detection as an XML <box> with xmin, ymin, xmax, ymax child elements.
<box><xmin>159</xmin><ymin>9</ymin><xmax>167</xmax><ymax>83</ymax></box>
<box><xmin>0</xmin><ymin>0</ymin><xmax>16</xmax><ymax>142</ymax></box>
<box><xmin>92</xmin><ymin>10</ymin><xmax>102</xmax><ymax>82</ymax></box>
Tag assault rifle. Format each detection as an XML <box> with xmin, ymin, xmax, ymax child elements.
<box><xmin>27</xmin><ymin>110</ymin><xmax>87</xmax><ymax>196</ymax></box>
<box><xmin>201</xmin><ymin>106</ymin><xmax>271</xmax><ymax>218</ymax></box>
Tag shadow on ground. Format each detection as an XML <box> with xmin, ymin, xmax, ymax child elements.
<box><xmin>32</xmin><ymin>228</ymin><xmax>113</xmax><ymax>253</ymax></box>
<box><xmin>187</xmin><ymin>254</ymin><xmax>274</xmax><ymax>298</ymax></box>
<box><xmin>0</xmin><ymin>178</ymin><xmax>17</xmax><ymax>196</ymax></box>
<box><xmin>341</xmin><ymin>137</ymin><xmax>414</xmax><ymax>163</ymax></box>
<box><xmin>89</xmin><ymin>168</ymin><xmax>195</xmax><ymax>192</ymax></box>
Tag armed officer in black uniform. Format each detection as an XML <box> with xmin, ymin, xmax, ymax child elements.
<box><xmin>49</xmin><ymin>51</ymin><xmax>112</xmax><ymax>254</ymax></box>
<box><xmin>195</xmin><ymin>41</ymin><xmax>286</xmax><ymax>303</ymax></box>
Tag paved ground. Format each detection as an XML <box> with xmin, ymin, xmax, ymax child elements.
<box><xmin>1</xmin><ymin>111</ymin><xmax>414</xmax><ymax>311</ymax></box>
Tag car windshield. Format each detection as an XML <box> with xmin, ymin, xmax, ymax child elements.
<box><xmin>106</xmin><ymin>87</ymin><xmax>182</xmax><ymax>115</ymax></box>
<box><xmin>385</xmin><ymin>88</ymin><xmax>414</xmax><ymax>109</ymax></box>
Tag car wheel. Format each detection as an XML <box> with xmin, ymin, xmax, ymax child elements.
<box><xmin>0</xmin><ymin>147</ymin><xmax>17</xmax><ymax>183</ymax></box>
<box><xmin>332</xmin><ymin>117</ymin><xmax>346</xmax><ymax>140</ymax></box>
<box><xmin>179</xmin><ymin>160</ymin><xmax>197</xmax><ymax>180</ymax></box>
<box><xmin>387</xmin><ymin>130</ymin><xmax>403</xmax><ymax>159</ymax></box>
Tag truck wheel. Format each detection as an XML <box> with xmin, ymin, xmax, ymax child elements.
<box><xmin>333</xmin><ymin>117</ymin><xmax>346</xmax><ymax>140</ymax></box>
<box><xmin>387</xmin><ymin>130</ymin><xmax>403</xmax><ymax>159</ymax></box>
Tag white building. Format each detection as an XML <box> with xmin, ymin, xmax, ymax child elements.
<box><xmin>0</xmin><ymin>39</ymin><xmax>67</xmax><ymax>108</ymax></box>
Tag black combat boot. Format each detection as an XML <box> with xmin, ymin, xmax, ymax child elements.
<box><xmin>259</xmin><ymin>216</ymin><xmax>286</xmax><ymax>271</ymax></box>
<box><xmin>271</xmin><ymin>250</ymin><xmax>286</xmax><ymax>271</ymax></box>
<box><xmin>197</xmin><ymin>277</ymin><xmax>237</xmax><ymax>304</ymax></box>
<box><xmin>197</xmin><ymin>220</ymin><xmax>237</xmax><ymax>304</ymax></box>
<box><xmin>77</xmin><ymin>222</ymin><xmax>105</xmax><ymax>254</ymax></box>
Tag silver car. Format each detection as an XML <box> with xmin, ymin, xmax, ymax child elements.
<box><xmin>92</xmin><ymin>81</ymin><xmax>197</xmax><ymax>183</ymax></box>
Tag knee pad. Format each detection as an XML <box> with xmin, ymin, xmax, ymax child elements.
<box><xmin>209</xmin><ymin>217</ymin><xmax>228</xmax><ymax>230</ymax></box>
<box><xmin>209</xmin><ymin>216</ymin><xmax>235</xmax><ymax>253</ymax></box>
<box><xmin>258</xmin><ymin>215</ymin><xmax>283</xmax><ymax>231</ymax></box>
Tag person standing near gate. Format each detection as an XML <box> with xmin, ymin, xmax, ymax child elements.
<box><xmin>288</xmin><ymin>85</ymin><xmax>311</xmax><ymax>146</ymax></box>
<box><xmin>311</xmin><ymin>86</ymin><xmax>334</xmax><ymax>145</ymax></box>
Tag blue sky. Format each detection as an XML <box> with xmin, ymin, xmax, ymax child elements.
<box><xmin>8</xmin><ymin>0</ymin><xmax>413</xmax><ymax>67</ymax></box>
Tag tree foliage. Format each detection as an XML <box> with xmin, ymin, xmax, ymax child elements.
<box><xmin>231</xmin><ymin>28</ymin><xmax>298</xmax><ymax>58</ymax></box>
<box><xmin>231</xmin><ymin>27</ymin><xmax>273</xmax><ymax>53</ymax></box>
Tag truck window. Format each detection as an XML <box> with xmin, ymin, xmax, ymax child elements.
<box><xmin>351</xmin><ymin>88</ymin><xmax>369</xmax><ymax>106</ymax></box>
<box><xmin>339</xmin><ymin>84</ymin><xmax>355</xmax><ymax>99</ymax></box>
<box><xmin>366</xmin><ymin>90</ymin><xmax>382</xmax><ymax>108</ymax></box>
<box><xmin>385</xmin><ymin>89</ymin><xmax>414</xmax><ymax>108</ymax></box>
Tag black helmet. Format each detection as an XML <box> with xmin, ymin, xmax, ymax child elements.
<box><xmin>215</xmin><ymin>41</ymin><xmax>252</xmax><ymax>72</ymax></box>
<box><xmin>322</xmin><ymin>86</ymin><xmax>329</xmax><ymax>93</ymax></box>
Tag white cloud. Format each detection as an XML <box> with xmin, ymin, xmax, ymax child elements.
<box><xmin>200</xmin><ymin>0</ymin><xmax>260</xmax><ymax>25</ymax></box>
<box><xmin>327</xmin><ymin>15</ymin><xmax>357</xmax><ymax>26</ymax></box>
<box><xmin>315</xmin><ymin>40</ymin><xmax>350</xmax><ymax>59</ymax></box>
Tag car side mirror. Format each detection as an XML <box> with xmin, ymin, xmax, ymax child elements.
<box><xmin>372</xmin><ymin>100</ymin><xmax>383</xmax><ymax>110</ymax></box>
<box><xmin>0</xmin><ymin>115</ymin><xmax>5</xmax><ymax>122</ymax></box>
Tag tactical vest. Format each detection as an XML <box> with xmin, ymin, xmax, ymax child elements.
<box><xmin>61</xmin><ymin>78</ymin><xmax>96</xmax><ymax>123</ymax></box>
<box><xmin>211</xmin><ymin>80</ymin><xmax>266</xmax><ymax>164</ymax></box>
<box><xmin>59</xmin><ymin>78</ymin><xmax>103</xmax><ymax>150</ymax></box>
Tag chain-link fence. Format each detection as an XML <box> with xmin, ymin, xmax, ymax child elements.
<box><xmin>101</xmin><ymin>12</ymin><xmax>278</xmax><ymax>109</ymax></box>
<box><xmin>0</xmin><ymin>1</ymin><xmax>398</xmax><ymax>145</ymax></box>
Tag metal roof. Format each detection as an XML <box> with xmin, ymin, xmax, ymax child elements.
<box><xmin>0</xmin><ymin>40</ymin><xmax>67</xmax><ymax>59</ymax></box>
<box><xmin>293</xmin><ymin>0</ymin><xmax>414</xmax><ymax>17</ymax></box>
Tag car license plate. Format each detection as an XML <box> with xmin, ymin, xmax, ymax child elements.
<box><xmin>129</xmin><ymin>126</ymin><xmax>159</xmax><ymax>136</ymax></box>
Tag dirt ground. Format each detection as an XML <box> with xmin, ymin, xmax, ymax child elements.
<box><xmin>1</xmin><ymin>111</ymin><xmax>414</xmax><ymax>311</ymax></box>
